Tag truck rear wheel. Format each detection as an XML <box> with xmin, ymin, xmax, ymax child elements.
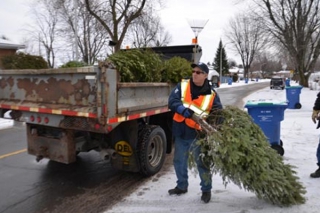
<box><xmin>138</xmin><ymin>125</ymin><xmax>167</xmax><ymax>176</ymax></box>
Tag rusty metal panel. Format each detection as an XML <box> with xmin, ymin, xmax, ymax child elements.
<box><xmin>101</xmin><ymin>67</ymin><xmax>118</xmax><ymax>118</ymax></box>
<box><xmin>0</xmin><ymin>67</ymin><xmax>98</xmax><ymax>114</ymax></box>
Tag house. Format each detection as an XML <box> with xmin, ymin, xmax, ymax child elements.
<box><xmin>0</xmin><ymin>39</ymin><xmax>25</xmax><ymax>69</ymax></box>
<box><xmin>274</xmin><ymin>70</ymin><xmax>291</xmax><ymax>78</ymax></box>
<box><xmin>229</xmin><ymin>66</ymin><xmax>244</xmax><ymax>79</ymax></box>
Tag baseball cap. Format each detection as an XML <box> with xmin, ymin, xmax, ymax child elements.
<box><xmin>191</xmin><ymin>62</ymin><xmax>209</xmax><ymax>74</ymax></box>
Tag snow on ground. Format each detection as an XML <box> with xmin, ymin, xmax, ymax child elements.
<box><xmin>105</xmin><ymin>80</ymin><xmax>320</xmax><ymax>213</ymax></box>
<box><xmin>0</xmin><ymin>111</ymin><xmax>13</xmax><ymax>130</ymax></box>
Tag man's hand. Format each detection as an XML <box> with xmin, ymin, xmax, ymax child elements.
<box><xmin>176</xmin><ymin>105</ymin><xmax>194</xmax><ymax>118</ymax></box>
<box><xmin>312</xmin><ymin>110</ymin><xmax>320</xmax><ymax>123</ymax></box>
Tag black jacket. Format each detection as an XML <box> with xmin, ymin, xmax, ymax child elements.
<box><xmin>314</xmin><ymin>92</ymin><xmax>320</xmax><ymax>110</ymax></box>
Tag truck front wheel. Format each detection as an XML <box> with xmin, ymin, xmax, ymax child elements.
<box><xmin>138</xmin><ymin>125</ymin><xmax>167</xmax><ymax>177</ymax></box>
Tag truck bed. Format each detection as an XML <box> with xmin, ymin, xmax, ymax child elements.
<box><xmin>0</xmin><ymin>64</ymin><xmax>173</xmax><ymax>124</ymax></box>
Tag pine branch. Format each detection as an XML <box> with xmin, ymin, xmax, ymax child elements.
<box><xmin>189</xmin><ymin>105</ymin><xmax>306</xmax><ymax>206</ymax></box>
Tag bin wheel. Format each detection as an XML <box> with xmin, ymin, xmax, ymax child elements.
<box><xmin>271</xmin><ymin>144</ymin><xmax>284</xmax><ymax>156</ymax></box>
<box><xmin>294</xmin><ymin>103</ymin><xmax>302</xmax><ymax>109</ymax></box>
<box><xmin>280</xmin><ymin>139</ymin><xmax>283</xmax><ymax>146</ymax></box>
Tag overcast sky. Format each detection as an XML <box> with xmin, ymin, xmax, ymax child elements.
<box><xmin>0</xmin><ymin>0</ymin><xmax>245</xmax><ymax>64</ymax></box>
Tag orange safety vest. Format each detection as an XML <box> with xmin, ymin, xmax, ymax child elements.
<box><xmin>173</xmin><ymin>79</ymin><xmax>215</xmax><ymax>130</ymax></box>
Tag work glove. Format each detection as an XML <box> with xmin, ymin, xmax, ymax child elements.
<box><xmin>312</xmin><ymin>110</ymin><xmax>320</xmax><ymax>124</ymax></box>
<box><xmin>176</xmin><ymin>105</ymin><xmax>194</xmax><ymax>118</ymax></box>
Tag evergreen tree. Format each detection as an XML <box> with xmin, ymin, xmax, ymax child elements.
<box><xmin>213</xmin><ymin>40</ymin><xmax>229</xmax><ymax>76</ymax></box>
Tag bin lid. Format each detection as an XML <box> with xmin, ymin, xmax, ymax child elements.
<box><xmin>285</xmin><ymin>85</ymin><xmax>303</xmax><ymax>89</ymax></box>
<box><xmin>244</xmin><ymin>99</ymin><xmax>288</xmax><ymax>107</ymax></box>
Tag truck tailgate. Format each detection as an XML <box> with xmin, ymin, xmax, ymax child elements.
<box><xmin>0</xmin><ymin>67</ymin><xmax>98</xmax><ymax>118</ymax></box>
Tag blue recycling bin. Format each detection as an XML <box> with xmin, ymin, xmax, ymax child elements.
<box><xmin>285</xmin><ymin>85</ymin><xmax>303</xmax><ymax>109</ymax></box>
<box><xmin>245</xmin><ymin>78</ymin><xmax>249</xmax><ymax>84</ymax></box>
<box><xmin>228</xmin><ymin>77</ymin><xmax>232</xmax><ymax>85</ymax></box>
<box><xmin>245</xmin><ymin>99</ymin><xmax>288</xmax><ymax>156</ymax></box>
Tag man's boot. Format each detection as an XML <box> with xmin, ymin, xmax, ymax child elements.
<box><xmin>168</xmin><ymin>187</ymin><xmax>188</xmax><ymax>195</ymax></box>
<box><xmin>310</xmin><ymin>167</ymin><xmax>320</xmax><ymax>178</ymax></box>
<box><xmin>201</xmin><ymin>191</ymin><xmax>211</xmax><ymax>203</ymax></box>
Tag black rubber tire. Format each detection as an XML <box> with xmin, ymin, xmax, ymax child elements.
<box><xmin>294</xmin><ymin>103</ymin><xmax>302</xmax><ymax>109</ymax></box>
<box><xmin>271</xmin><ymin>144</ymin><xmax>284</xmax><ymax>156</ymax></box>
<box><xmin>138</xmin><ymin>125</ymin><xmax>167</xmax><ymax>177</ymax></box>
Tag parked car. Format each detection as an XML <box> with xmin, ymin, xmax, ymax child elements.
<box><xmin>270</xmin><ymin>76</ymin><xmax>285</xmax><ymax>90</ymax></box>
<box><xmin>208</xmin><ymin>68</ymin><xmax>220</xmax><ymax>88</ymax></box>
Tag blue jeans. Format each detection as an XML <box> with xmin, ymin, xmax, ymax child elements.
<box><xmin>173</xmin><ymin>135</ymin><xmax>212</xmax><ymax>192</ymax></box>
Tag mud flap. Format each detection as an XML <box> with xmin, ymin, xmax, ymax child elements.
<box><xmin>108</xmin><ymin>120</ymin><xmax>140</xmax><ymax>173</ymax></box>
<box><xmin>27</xmin><ymin>124</ymin><xmax>76</xmax><ymax>164</ymax></box>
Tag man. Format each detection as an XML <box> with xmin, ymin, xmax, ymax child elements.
<box><xmin>168</xmin><ymin>62</ymin><xmax>223</xmax><ymax>203</ymax></box>
<box><xmin>311</xmin><ymin>91</ymin><xmax>320</xmax><ymax>178</ymax></box>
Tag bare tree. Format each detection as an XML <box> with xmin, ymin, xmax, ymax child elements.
<box><xmin>57</xmin><ymin>0</ymin><xmax>110</xmax><ymax>64</ymax></box>
<box><xmin>28</xmin><ymin>0</ymin><xmax>60</xmax><ymax>68</ymax></box>
<box><xmin>152</xmin><ymin>25</ymin><xmax>172</xmax><ymax>47</ymax></box>
<box><xmin>128</xmin><ymin>5</ymin><xmax>171</xmax><ymax>48</ymax></box>
<box><xmin>130</xmin><ymin>13</ymin><xmax>159</xmax><ymax>48</ymax></box>
<box><xmin>225</xmin><ymin>13</ymin><xmax>269</xmax><ymax>79</ymax></box>
<box><xmin>84</xmin><ymin>0</ymin><xmax>147</xmax><ymax>52</ymax></box>
<box><xmin>251</xmin><ymin>51</ymin><xmax>282</xmax><ymax>78</ymax></box>
<box><xmin>253</xmin><ymin>0</ymin><xmax>320</xmax><ymax>86</ymax></box>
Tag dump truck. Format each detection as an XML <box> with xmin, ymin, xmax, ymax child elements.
<box><xmin>0</xmin><ymin>44</ymin><xmax>202</xmax><ymax>177</ymax></box>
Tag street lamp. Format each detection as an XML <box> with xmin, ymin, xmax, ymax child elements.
<box><xmin>187</xmin><ymin>19</ymin><xmax>209</xmax><ymax>63</ymax></box>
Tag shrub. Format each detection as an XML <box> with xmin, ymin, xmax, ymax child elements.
<box><xmin>1</xmin><ymin>52</ymin><xmax>48</xmax><ymax>69</ymax></box>
<box><xmin>60</xmin><ymin>61</ymin><xmax>87</xmax><ymax>68</ymax></box>
<box><xmin>162</xmin><ymin>57</ymin><xmax>192</xmax><ymax>83</ymax></box>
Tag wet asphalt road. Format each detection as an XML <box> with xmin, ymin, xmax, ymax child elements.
<box><xmin>0</xmin><ymin>82</ymin><xmax>269</xmax><ymax>213</ymax></box>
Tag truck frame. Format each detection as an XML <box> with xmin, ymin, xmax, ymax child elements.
<box><xmin>0</xmin><ymin>44</ymin><xmax>202</xmax><ymax>176</ymax></box>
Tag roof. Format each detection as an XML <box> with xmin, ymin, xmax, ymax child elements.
<box><xmin>0</xmin><ymin>39</ymin><xmax>25</xmax><ymax>50</ymax></box>
<box><xmin>208</xmin><ymin>69</ymin><xmax>219</xmax><ymax>77</ymax></box>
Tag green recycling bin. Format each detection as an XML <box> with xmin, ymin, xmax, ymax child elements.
<box><xmin>245</xmin><ymin>99</ymin><xmax>288</xmax><ymax>156</ymax></box>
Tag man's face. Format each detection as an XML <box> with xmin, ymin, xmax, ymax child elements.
<box><xmin>192</xmin><ymin>67</ymin><xmax>208</xmax><ymax>86</ymax></box>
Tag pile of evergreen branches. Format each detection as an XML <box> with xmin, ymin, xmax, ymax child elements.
<box><xmin>107</xmin><ymin>49</ymin><xmax>192</xmax><ymax>82</ymax></box>
<box><xmin>189</xmin><ymin>105</ymin><xmax>306</xmax><ymax>206</ymax></box>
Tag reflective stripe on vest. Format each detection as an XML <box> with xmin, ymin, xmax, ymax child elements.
<box><xmin>173</xmin><ymin>79</ymin><xmax>215</xmax><ymax>130</ymax></box>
